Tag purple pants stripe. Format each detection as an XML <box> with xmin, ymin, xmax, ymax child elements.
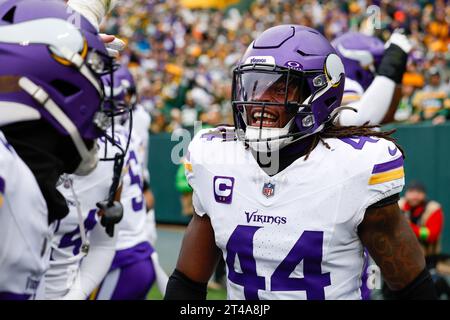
<box><xmin>0</xmin><ymin>292</ymin><xmax>31</xmax><ymax>300</ymax></box>
<box><xmin>110</xmin><ymin>241</ymin><xmax>154</xmax><ymax>270</ymax></box>
<box><xmin>96</xmin><ymin>257</ymin><xmax>155</xmax><ymax>300</ymax></box>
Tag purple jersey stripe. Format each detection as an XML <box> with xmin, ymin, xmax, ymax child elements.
<box><xmin>0</xmin><ymin>292</ymin><xmax>31</xmax><ymax>300</ymax></box>
<box><xmin>0</xmin><ymin>177</ymin><xmax>4</xmax><ymax>194</ymax></box>
<box><xmin>372</xmin><ymin>156</ymin><xmax>404</xmax><ymax>174</ymax></box>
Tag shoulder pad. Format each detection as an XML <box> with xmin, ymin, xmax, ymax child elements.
<box><xmin>198</xmin><ymin>126</ymin><xmax>237</xmax><ymax>142</ymax></box>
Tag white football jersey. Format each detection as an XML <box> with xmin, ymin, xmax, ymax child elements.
<box><xmin>0</xmin><ymin>131</ymin><xmax>54</xmax><ymax>299</ymax></box>
<box><xmin>44</xmin><ymin>135</ymin><xmax>123</xmax><ymax>299</ymax></box>
<box><xmin>115</xmin><ymin>127</ymin><xmax>149</xmax><ymax>251</ymax></box>
<box><xmin>342</xmin><ymin>77</ymin><xmax>364</xmax><ymax>105</ymax></box>
<box><xmin>186</xmin><ymin>128</ymin><xmax>405</xmax><ymax>300</ymax></box>
<box><xmin>124</xmin><ymin>104</ymin><xmax>151</xmax><ymax>182</ymax></box>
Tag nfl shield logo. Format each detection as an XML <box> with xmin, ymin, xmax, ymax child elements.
<box><xmin>262</xmin><ymin>182</ymin><xmax>275</xmax><ymax>198</ymax></box>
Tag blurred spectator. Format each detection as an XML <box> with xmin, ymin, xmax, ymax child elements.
<box><xmin>399</xmin><ymin>181</ymin><xmax>450</xmax><ymax>299</ymax></box>
<box><xmin>180</xmin><ymin>91</ymin><xmax>202</xmax><ymax>128</ymax></box>
<box><xmin>200</xmin><ymin>104</ymin><xmax>223</xmax><ymax>127</ymax></box>
<box><xmin>410</xmin><ymin>68</ymin><xmax>450</xmax><ymax>124</ymax></box>
<box><xmin>395</xmin><ymin>85</ymin><xmax>416</xmax><ymax>122</ymax></box>
<box><xmin>399</xmin><ymin>181</ymin><xmax>444</xmax><ymax>257</ymax></box>
<box><xmin>175</xmin><ymin>158</ymin><xmax>194</xmax><ymax>216</ymax></box>
<box><xmin>101</xmin><ymin>0</ymin><xmax>450</xmax><ymax>132</ymax></box>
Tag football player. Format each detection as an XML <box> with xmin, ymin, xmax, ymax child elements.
<box><xmin>91</xmin><ymin>69</ymin><xmax>166</xmax><ymax>300</ymax></box>
<box><xmin>165</xmin><ymin>25</ymin><xmax>437</xmax><ymax>300</ymax></box>
<box><xmin>113</xmin><ymin>66</ymin><xmax>153</xmax><ymax>206</ymax></box>
<box><xmin>0</xmin><ymin>0</ymin><xmax>118</xmax><ymax>299</ymax></box>
<box><xmin>332</xmin><ymin>31</ymin><xmax>413</xmax><ymax>126</ymax></box>
<box><xmin>43</xmin><ymin>132</ymin><xmax>125</xmax><ymax>300</ymax></box>
<box><xmin>113</xmin><ymin>65</ymin><xmax>169</xmax><ymax>296</ymax></box>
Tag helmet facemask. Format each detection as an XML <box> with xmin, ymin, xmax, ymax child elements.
<box><xmin>232</xmin><ymin>64</ymin><xmax>326</xmax><ymax>153</ymax></box>
<box><xmin>97</xmin><ymin>61</ymin><xmax>133</xmax><ymax>172</ymax></box>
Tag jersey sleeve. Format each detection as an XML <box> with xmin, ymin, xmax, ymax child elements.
<box><xmin>352</xmin><ymin>138</ymin><xmax>405</xmax><ymax>229</ymax></box>
<box><xmin>0</xmin><ymin>133</ymin><xmax>15</xmax><ymax>209</ymax></box>
<box><xmin>184</xmin><ymin>130</ymin><xmax>211</xmax><ymax>217</ymax></box>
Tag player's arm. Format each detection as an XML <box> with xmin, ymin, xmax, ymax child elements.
<box><xmin>62</xmin><ymin>222</ymin><xmax>118</xmax><ymax>300</ymax></box>
<box><xmin>62</xmin><ymin>186</ymin><xmax>122</xmax><ymax>300</ymax></box>
<box><xmin>67</xmin><ymin>0</ymin><xmax>118</xmax><ymax>30</ymax></box>
<box><xmin>67</xmin><ymin>0</ymin><xmax>125</xmax><ymax>56</ymax></box>
<box><xmin>164</xmin><ymin>213</ymin><xmax>221</xmax><ymax>300</ymax></box>
<box><xmin>339</xmin><ymin>32</ymin><xmax>411</xmax><ymax>126</ymax></box>
<box><xmin>358</xmin><ymin>202</ymin><xmax>438</xmax><ymax>299</ymax></box>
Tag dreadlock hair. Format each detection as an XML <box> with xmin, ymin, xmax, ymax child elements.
<box><xmin>304</xmin><ymin>122</ymin><xmax>405</xmax><ymax>161</ymax></box>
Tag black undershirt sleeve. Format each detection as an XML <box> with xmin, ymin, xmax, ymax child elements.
<box><xmin>368</xmin><ymin>193</ymin><xmax>400</xmax><ymax>209</ymax></box>
<box><xmin>391</xmin><ymin>268</ymin><xmax>438</xmax><ymax>300</ymax></box>
<box><xmin>143</xmin><ymin>179</ymin><xmax>150</xmax><ymax>192</ymax></box>
<box><xmin>164</xmin><ymin>269</ymin><xmax>207</xmax><ymax>300</ymax></box>
<box><xmin>377</xmin><ymin>44</ymin><xmax>408</xmax><ymax>84</ymax></box>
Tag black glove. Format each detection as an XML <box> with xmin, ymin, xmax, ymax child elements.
<box><xmin>97</xmin><ymin>200</ymin><xmax>123</xmax><ymax>237</ymax></box>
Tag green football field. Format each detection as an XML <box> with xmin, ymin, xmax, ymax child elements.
<box><xmin>146</xmin><ymin>284</ymin><xmax>227</xmax><ymax>300</ymax></box>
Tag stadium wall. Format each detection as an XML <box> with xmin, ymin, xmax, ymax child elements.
<box><xmin>149</xmin><ymin>122</ymin><xmax>450</xmax><ymax>253</ymax></box>
<box><xmin>389</xmin><ymin>122</ymin><xmax>450</xmax><ymax>254</ymax></box>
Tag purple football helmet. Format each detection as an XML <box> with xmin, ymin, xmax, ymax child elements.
<box><xmin>232</xmin><ymin>25</ymin><xmax>345</xmax><ymax>152</ymax></box>
<box><xmin>102</xmin><ymin>64</ymin><xmax>137</xmax><ymax>127</ymax></box>
<box><xmin>331</xmin><ymin>32</ymin><xmax>385</xmax><ymax>90</ymax></box>
<box><xmin>0</xmin><ymin>0</ymin><xmax>116</xmax><ymax>175</ymax></box>
<box><xmin>115</xmin><ymin>65</ymin><xmax>137</xmax><ymax>107</ymax></box>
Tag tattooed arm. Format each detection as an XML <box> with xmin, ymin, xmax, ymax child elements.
<box><xmin>358</xmin><ymin>202</ymin><xmax>437</xmax><ymax>298</ymax></box>
<box><xmin>358</xmin><ymin>202</ymin><xmax>424</xmax><ymax>290</ymax></box>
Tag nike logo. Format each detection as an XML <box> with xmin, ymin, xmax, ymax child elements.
<box><xmin>388</xmin><ymin>146</ymin><xmax>398</xmax><ymax>156</ymax></box>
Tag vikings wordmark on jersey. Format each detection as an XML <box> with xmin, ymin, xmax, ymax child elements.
<box><xmin>185</xmin><ymin>128</ymin><xmax>405</xmax><ymax>300</ymax></box>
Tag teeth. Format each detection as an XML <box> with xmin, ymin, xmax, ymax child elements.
<box><xmin>255</xmin><ymin>121</ymin><xmax>274</xmax><ymax>125</ymax></box>
<box><xmin>253</xmin><ymin>112</ymin><xmax>276</xmax><ymax>119</ymax></box>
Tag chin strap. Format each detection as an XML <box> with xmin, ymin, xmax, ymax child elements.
<box><xmin>65</xmin><ymin>175</ymin><xmax>90</xmax><ymax>255</ymax></box>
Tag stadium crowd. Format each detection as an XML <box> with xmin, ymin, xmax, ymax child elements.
<box><xmin>101</xmin><ymin>0</ymin><xmax>450</xmax><ymax>133</ymax></box>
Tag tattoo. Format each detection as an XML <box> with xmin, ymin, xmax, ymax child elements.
<box><xmin>358</xmin><ymin>203</ymin><xmax>425</xmax><ymax>290</ymax></box>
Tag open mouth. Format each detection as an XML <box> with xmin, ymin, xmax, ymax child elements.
<box><xmin>248</xmin><ymin>107</ymin><xmax>281</xmax><ymax>128</ymax></box>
